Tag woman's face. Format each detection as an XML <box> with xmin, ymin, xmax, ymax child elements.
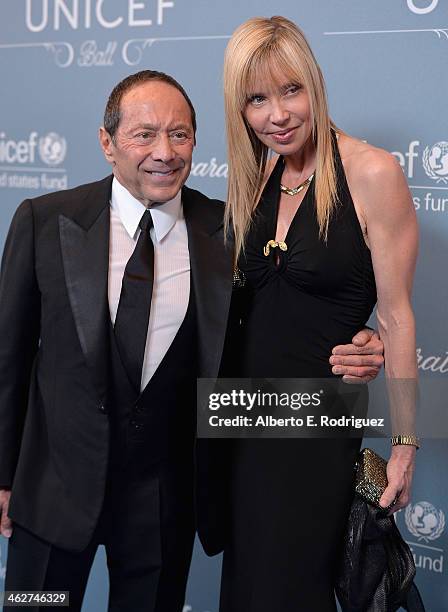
<box><xmin>243</xmin><ymin>72</ymin><xmax>313</xmax><ymax>156</ymax></box>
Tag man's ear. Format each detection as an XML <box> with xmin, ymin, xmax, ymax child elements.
<box><xmin>99</xmin><ymin>127</ymin><xmax>115</xmax><ymax>164</ymax></box>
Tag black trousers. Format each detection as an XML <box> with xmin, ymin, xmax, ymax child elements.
<box><xmin>5</xmin><ymin>466</ymin><xmax>195</xmax><ymax>612</ymax></box>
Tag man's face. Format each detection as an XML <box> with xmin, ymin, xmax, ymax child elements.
<box><xmin>100</xmin><ymin>81</ymin><xmax>195</xmax><ymax>206</ymax></box>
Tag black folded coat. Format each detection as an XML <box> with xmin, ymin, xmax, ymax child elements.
<box><xmin>336</xmin><ymin>496</ymin><xmax>426</xmax><ymax>612</ymax></box>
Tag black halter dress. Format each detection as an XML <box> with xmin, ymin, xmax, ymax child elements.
<box><xmin>219</xmin><ymin>138</ymin><xmax>377</xmax><ymax>612</ymax></box>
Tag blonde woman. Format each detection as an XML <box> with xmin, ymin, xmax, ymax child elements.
<box><xmin>218</xmin><ymin>16</ymin><xmax>418</xmax><ymax>611</ymax></box>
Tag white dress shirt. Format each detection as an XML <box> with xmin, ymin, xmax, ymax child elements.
<box><xmin>108</xmin><ymin>177</ymin><xmax>190</xmax><ymax>390</ymax></box>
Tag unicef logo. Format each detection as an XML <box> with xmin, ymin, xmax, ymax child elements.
<box><xmin>39</xmin><ymin>132</ymin><xmax>67</xmax><ymax>166</ymax></box>
<box><xmin>405</xmin><ymin>501</ymin><xmax>445</xmax><ymax>542</ymax></box>
<box><xmin>422</xmin><ymin>142</ymin><xmax>448</xmax><ymax>184</ymax></box>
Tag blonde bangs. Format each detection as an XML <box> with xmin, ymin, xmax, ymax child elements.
<box><xmin>245</xmin><ymin>44</ymin><xmax>306</xmax><ymax>103</ymax></box>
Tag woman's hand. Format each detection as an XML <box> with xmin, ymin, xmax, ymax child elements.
<box><xmin>379</xmin><ymin>445</ymin><xmax>416</xmax><ymax>514</ymax></box>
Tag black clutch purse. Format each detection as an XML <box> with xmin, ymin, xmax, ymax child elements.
<box><xmin>336</xmin><ymin>448</ymin><xmax>425</xmax><ymax>612</ymax></box>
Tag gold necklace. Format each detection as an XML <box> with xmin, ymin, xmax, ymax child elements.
<box><xmin>280</xmin><ymin>173</ymin><xmax>314</xmax><ymax>197</ymax></box>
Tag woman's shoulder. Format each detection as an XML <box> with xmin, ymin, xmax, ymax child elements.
<box><xmin>337</xmin><ymin>132</ymin><xmax>403</xmax><ymax>188</ymax></box>
<box><xmin>336</xmin><ymin>132</ymin><xmax>412</xmax><ymax>222</ymax></box>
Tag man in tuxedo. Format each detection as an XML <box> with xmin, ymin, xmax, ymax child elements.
<box><xmin>0</xmin><ymin>70</ymin><xmax>383</xmax><ymax>610</ymax></box>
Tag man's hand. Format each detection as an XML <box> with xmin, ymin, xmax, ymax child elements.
<box><xmin>379</xmin><ymin>445</ymin><xmax>416</xmax><ymax>514</ymax></box>
<box><xmin>330</xmin><ymin>328</ymin><xmax>384</xmax><ymax>383</ymax></box>
<box><xmin>0</xmin><ymin>488</ymin><xmax>12</xmax><ymax>538</ymax></box>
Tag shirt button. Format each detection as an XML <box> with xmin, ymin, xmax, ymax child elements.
<box><xmin>98</xmin><ymin>404</ymin><xmax>107</xmax><ymax>414</ymax></box>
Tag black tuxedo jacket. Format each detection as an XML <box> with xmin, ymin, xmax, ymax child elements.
<box><xmin>0</xmin><ymin>175</ymin><xmax>233</xmax><ymax>551</ymax></box>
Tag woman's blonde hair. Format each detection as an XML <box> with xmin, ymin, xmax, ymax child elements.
<box><xmin>224</xmin><ymin>16</ymin><xmax>338</xmax><ymax>260</ymax></box>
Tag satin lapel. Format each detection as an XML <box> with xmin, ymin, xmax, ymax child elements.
<box><xmin>182</xmin><ymin>186</ymin><xmax>233</xmax><ymax>379</ymax></box>
<box><xmin>59</xmin><ymin>176</ymin><xmax>112</xmax><ymax>402</ymax></box>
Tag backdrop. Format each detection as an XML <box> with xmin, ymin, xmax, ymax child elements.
<box><xmin>0</xmin><ymin>1</ymin><xmax>447</xmax><ymax>610</ymax></box>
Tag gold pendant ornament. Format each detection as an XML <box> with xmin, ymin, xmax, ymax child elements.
<box><xmin>280</xmin><ymin>173</ymin><xmax>314</xmax><ymax>197</ymax></box>
<box><xmin>263</xmin><ymin>240</ymin><xmax>288</xmax><ymax>257</ymax></box>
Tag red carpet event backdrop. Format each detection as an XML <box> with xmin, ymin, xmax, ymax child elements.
<box><xmin>0</xmin><ymin>1</ymin><xmax>447</xmax><ymax>610</ymax></box>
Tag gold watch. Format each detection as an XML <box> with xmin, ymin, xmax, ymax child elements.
<box><xmin>391</xmin><ymin>435</ymin><xmax>420</xmax><ymax>449</ymax></box>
